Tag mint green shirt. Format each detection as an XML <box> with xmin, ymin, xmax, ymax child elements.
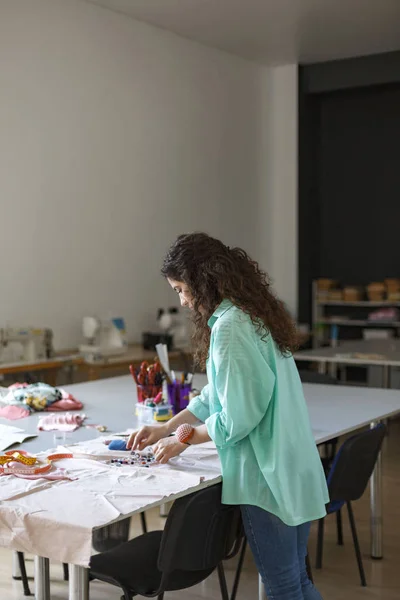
<box><xmin>188</xmin><ymin>300</ymin><xmax>329</xmax><ymax>526</ymax></box>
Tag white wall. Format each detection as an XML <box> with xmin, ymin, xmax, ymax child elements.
<box><xmin>0</xmin><ymin>0</ymin><xmax>266</xmax><ymax>348</ymax></box>
<box><xmin>257</xmin><ymin>64</ymin><xmax>298</xmax><ymax>317</ymax></box>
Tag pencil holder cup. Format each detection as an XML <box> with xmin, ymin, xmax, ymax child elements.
<box><xmin>136</xmin><ymin>385</ymin><xmax>162</xmax><ymax>404</ymax></box>
<box><xmin>167</xmin><ymin>382</ymin><xmax>192</xmax><ymax>414</ymax></box>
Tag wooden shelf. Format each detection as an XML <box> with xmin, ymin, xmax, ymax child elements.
<box><xmin>312</xmin><ymin>281</ymin><xmax>400</xmax><ymax>351</ymax></box>
<box><xmin>317</xmin><ymin>300</ymin><xmax>400</xmax><ymax>307</ymax></box>
<box><xmin>318</xmin><ymin>319</ymin><xmax>400</xmax><ymax>327</ymax></box>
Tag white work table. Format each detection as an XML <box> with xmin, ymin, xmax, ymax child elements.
<box><xmin>294</xmin><ymin>339</ymin><xmax>400</xmax><ymax>387</ymax></box>
<box><xmin>1</xmin><ymin>375</ymin><xmax>400</xmax><ymax>600</ymax></box>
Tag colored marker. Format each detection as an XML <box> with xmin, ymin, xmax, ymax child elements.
<box><xmin>129</xmin><ymin>364</ymin><xmax>138</xmax><ymax>384</ymax></box>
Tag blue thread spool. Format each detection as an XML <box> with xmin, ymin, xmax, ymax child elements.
<box><xmin>108</xmin><ymin>440</ymin><xmax>128</xmax><ymax>451</ymax></box>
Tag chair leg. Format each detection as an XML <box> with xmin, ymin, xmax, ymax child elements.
<box><xmin>230</xmin><ymin>538</ymin><xmax>247</xmax><ymax>600</ymax></box>
<box><xmin>305</xmin><ymin>553</ymin><xmax>314</xmax><ymax>583</ymax></box>
<box><xmin>336</xmin><ymin>509</ymin><xmax>344</xmax><ymax>545</ymax></box>
<box><xmin>217</xmin><ymin>563</ymin><xmax>229</xmax><ymax>600</ymax></box>
<box><xmin>140</xmin><ymin>512</ymin><xmax>147</xmax><ymax>534</ymax></box>
<box><xmin>17</xmin><ymin>552</ymin><xmax>32</xmax><ymax>596</ymax></box>
<box><xmin>347</xmin><ymin>501</ymin><xmax>367</xmax><ymax>587</ymax></box>
<box><xmin>121</xmin><ymin>587</ymin><xmax>132</xmax><ymax>600</ymax></box>
<box><xmin>63</xmin><ymin>563</ymin><xmax>69</xmax><ymax>581</ymax></box>
<box><xmin>315</xmin><ymin>518</ymin><xmax>324</xmax><ymax>569</ymax></box>
<box><xmin>157</xmin><ymin>595</ymin><xmax>164</xmax><ymax>600</ymax></box>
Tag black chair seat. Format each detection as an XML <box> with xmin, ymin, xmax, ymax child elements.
<box><xmin>90</xmin><ymin>530</ymin><xmax>214</xmax><ymax>596</ymax></box>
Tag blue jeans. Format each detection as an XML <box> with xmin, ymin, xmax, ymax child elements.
<box><xmin>241</xmin><ymin>505</ymin><xmax>323</xmax><ymax>600</ymax></box>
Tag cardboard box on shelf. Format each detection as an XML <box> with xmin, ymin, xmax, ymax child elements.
<box><xmin>367</xmin><ymin>282</ymin><xmax>386</xmax><ymax>301</ymax></box>
<box><xmin>343</xmin><ymin>286</ymin><xmax>363</xmax><ymax>302</ymax></box>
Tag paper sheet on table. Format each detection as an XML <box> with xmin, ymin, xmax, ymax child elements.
<box><xmin>0</xmin><ymin>424</ymin><xmax>37</xmax><ymax>451</ymax></box>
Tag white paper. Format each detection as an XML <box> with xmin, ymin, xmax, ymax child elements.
<box><xmin>0</xmin><ymin>424</ymin><xmax>24</xmax><ymax>434</ymax></box>
<box><xmin>0</xmin><ymin>424</ymin><xmax>38</xmax><ymax>451</ymax></box>
<box><xmin>155</xmin><ymin>343</ymin><xmax>172</xmax><ymax>380</ymax></box>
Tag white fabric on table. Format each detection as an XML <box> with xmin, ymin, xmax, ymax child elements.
<box><xmin>0</xmin><ymin>435</ymin><xmax>221</xmax><ymax>566</ymax></box>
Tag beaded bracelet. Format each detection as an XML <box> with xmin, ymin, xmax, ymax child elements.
<box><xmin>175</xmin><ymin>423</ymin><xmax>195</xmax><ymax>445</ymax></box>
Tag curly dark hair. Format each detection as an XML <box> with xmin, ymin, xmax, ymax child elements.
<box><xmin>161</xmin><ymin>232</ymin><xmax>299</xmax><ymax>369</ymax></box>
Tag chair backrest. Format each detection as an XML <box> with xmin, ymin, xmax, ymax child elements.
<box><xmin>91</xmin><ymin>518</ymin><xmax>131</xmax><ymax>552</ymax></box>
<box><xmin>299</xmin><ymin>370</ymin><xmax>338</xmax><ymax>385</ymax></box>
<box><xmin>157</xmin><ymin>483</ymin><xmax>242</xmax><ymax>573</ymax></box>
<box><xmin>327</xmin><ymin>424</ymin><xmax>386</xmax><ymax>503</ymax></box>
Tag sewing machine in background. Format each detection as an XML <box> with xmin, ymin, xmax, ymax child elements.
<box><xmin>0</xmin><ymin>328</ymin><xmax>54</xmax><ymax>364</ymax></box>
<box><xmin>79</xmin><ymin>316</ymin><xmax>127</xmax><ymax>362</ymax></box>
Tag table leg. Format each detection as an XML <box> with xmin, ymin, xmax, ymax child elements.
<box><xmin>45</xmin><ymin>368</ymin><xmax>58</xmax><ymax>387</ymax></box>
<box><xmin>317</xmin><ymin>362</ymin><xmax>327</xmax><ymax>375</ymax></box>
<box><xmin>69</xmin><ymin>565</ymin><xmax>89</xmax><ymax>600</ymax></box>
<box><xmin>370</xmin><ymin>421</ymin><xmax>383</xmax><ymax>559</ymax></box>
<box><xmin>258</xmin><ymin>574</ymin><xmax>265</xmax><ymax>600</ymax></box>
<box><xmin>328</xmin><ymin>362</ymin><xmax>337</xmax><ymax>379</ymax></box>
<box><xmin>67</xmin><ymin>364</ymin><xmax>75</xmax><ymax>384</ymax></box>
<box><xmin>12</xmin><ymin>551</ymin><xmax>21</xmax><ymax>579</ymax></box>
<box><xmin>160</xmin><ymin>502</ymin><xmax>171</xmax><ymax>517</ymax></box>
<box><xmin>87</xmin><ymin>366</ymin><xmax>99</xmax><ymax>381</ymax></box>
<box><xmin>34</xmin><ymin>556</ymin><xmax>50</xmax><ymax>600</ymax></box>
<box><xmin>382</xmin><ymin>365</ymin><xmax>390</xmax><ymax>389</ymax></box>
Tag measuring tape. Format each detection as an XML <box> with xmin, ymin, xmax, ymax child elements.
<box><xmin>0</xmin><ymin>451</ymin><xmax>74</xmax><ymax>476</ymax></box>
<box><xmin>0</xmin><ymin>449</ymin><xmax>157</xmax><ymax>476</ymax></box>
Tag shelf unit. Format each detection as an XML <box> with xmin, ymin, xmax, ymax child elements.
<box><xmin>320</xmin><ymin>300</ymin><xmax>400</xmax><ymax>307</ymax></box>
<box><xmin>318</xmin><ymin>319</ymin><xmax>400</xmax><ymax>327</ymax></box>
<box><xmin>312</xmin><ymin>281</ymin><xmax>400</xmax><ymax>349</ymax></box>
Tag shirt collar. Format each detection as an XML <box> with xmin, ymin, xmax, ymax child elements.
<box><xmin>207</xmin><ymin>299</ymin><xmax>234</xmax><ymax>328</ymax></box>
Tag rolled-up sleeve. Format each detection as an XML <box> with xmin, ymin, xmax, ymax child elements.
<box><xmin>187</xmin><ymin>384</ymin><xmax>210</xmax><ymax>422</ymax></box>
<box><xmin>205</xmin><ymin>322</ymin><xmax>275</xmax><ymax>449</ymax></box>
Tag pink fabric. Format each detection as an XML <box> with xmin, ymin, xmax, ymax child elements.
<box><xmin>37</xmin><ymin>412</ymin><xmax>86</xmax><ymax>432</ymax></box>
<box><xmin>8</xmin><ymin>383</ymin><xmax>28</xmax><ymax>390</ymax></box>
<box><xmin>2</xmin><ymin>384</ymin><xmax>83</xmax><ymax>419</ymax></box>
<box><xmin>0</xmin><ymin>406</ymin><xmax>30</xmax><ymax>420</ymax></box>
<box><xmin>51</xmin><ymin>394</ymin><xmax>83</xmax><ymax>411</ymax></box>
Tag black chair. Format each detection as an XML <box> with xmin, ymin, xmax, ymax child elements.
<box><xmin>13</xmin><ymin>552</ymin><xmax>32</xmax><ymax>596</ymax></box>
<box><xmin>298</xmin><ymin>370</ymin><xmax>338</xmax><ymax>386</ymax></box>
<box><xmin>316</xmin><ymin>424</ymin><xmax>386</xmax><ymax>586</ymax></box>
<box><xmin>92</xmin><ymin>514</ymin><xmax>147</xmax><ymax>552</ymax></box>
<box><xmin>299</xmin><ymin>369</ymin><xmax>344</xmax><ymax>544</ymax></box>
<box><xmin>90</xmin><ymin>483</ymin><xmax>243</xmax><ymax>600</ymax></box>
<box><xmin>15</xmin><ymin>513</ymin><xmax>148</xmax><ymax>596</ymax></box>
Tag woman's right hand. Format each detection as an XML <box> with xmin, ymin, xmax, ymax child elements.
<box><xmin>126</xmin><ymin>424</ymin><xmax>168</xmax><ymax>451</ymax></box>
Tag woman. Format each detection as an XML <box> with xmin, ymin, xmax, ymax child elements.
<box><xmin>128</xmin><ymin>232</ymin><xmax>328</xmax><ymax>600</ymax></box>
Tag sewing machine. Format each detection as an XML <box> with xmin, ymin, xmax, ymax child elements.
<box><xmin>0</xmin><ymin>328</ymin><xmax>54</xmax><ymax>364</ymax></box>
<box><xmin>79</xmin><ymin>316</ymin><xmax>127</xmax><ymax>361</ymax></box>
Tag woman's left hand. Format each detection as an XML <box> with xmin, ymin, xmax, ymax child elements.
<box><xmin>153</xmin><ymin>437</ymin><xmax>187</xmax><ymax>464</ymax></box>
